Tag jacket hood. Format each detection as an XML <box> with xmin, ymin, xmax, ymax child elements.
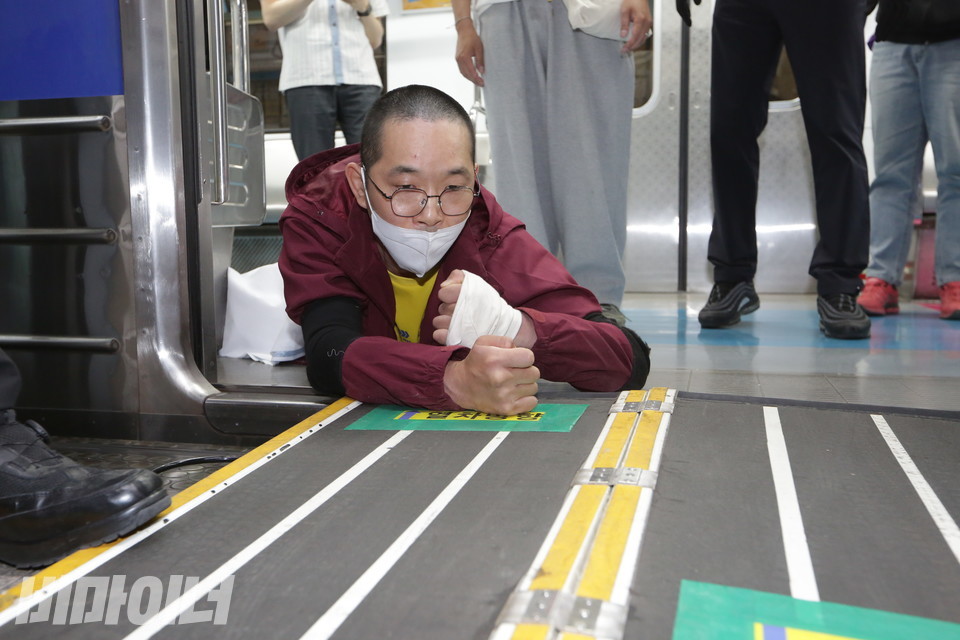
<box><xmin>284</xmin><ymin>143</ymin><xmax>360</xmax><ymax>218</ymax></box>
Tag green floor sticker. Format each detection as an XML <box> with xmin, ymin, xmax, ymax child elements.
<box><xmin>346</xmin><ymin>404</ymin><xmax>588</xmax><ymax>432</ymax></box>
<box><xmin>672</xmin><ymin>580</ymin><xmax>960</xmax><ymax>640</ymax></box>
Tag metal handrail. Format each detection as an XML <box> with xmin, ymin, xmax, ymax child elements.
<box><xmin>207</xmin><ymin>0</ymin><xmax>229</xmax><ymax>204</ymax></box>
<box><xmin>0</xmin><ymin>335</ymin><xmax>121</xmax><ymax>353</ymax></box>
<box><xmin>0</xmin><ymin>115</ymin><xmax>111</xmax><ymax>135</ymax></box>
<box><xmin>230</xmin><ymin>0</ymin><xmax>251</xmax><ymax>93</ymax></box>
<box><xmin>0</xmin><ymin>228</ymin><xmax>117</xmax><ymax>244</ymax></box>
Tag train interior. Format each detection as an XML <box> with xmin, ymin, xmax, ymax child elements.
<box><xmin>0</xmin><ymin>0</ymin><xmax>957</xmax><ymax>638</ymax></box>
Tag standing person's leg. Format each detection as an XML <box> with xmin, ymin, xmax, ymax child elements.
<box><xmin>285</xmin><ymin>86</ymin><xmax>339</xmax><ymax>160</ymax></box>
<box><xmin>544</xmin><ymin>0</ymin><xmax>633</xmax><ymax>309</ymax></box>
<box><xmin>778</xmin><ymin>0</ymin><xmax>870</xmax><ymax>298</ymax></box>
<box><xmin>479</xmin><ymin>3</ymin><xmax>559</xmax><ymax>254</ymax></box>
<box><xmin>699</xmin><ymin>0</ymin><xmax>779</xmax><ymax>328</ymax></box>
<box><xmin>0</xmin><ymin>347</ymin><xmax>170</xmax><ymax>568</ymax></box>
<box><xmin>778</xmin><ymin>0</ymin><xmax>870</xmax><ymax>339</ymax></box>
<box><xmin>920</xmin><ymin>37</ymin><xmax>960</xmax><ymax>320</ymax></box>
<box><xmin>337</xmin><ymin>84</ymin><xmax>383</xmax><ymax>145</ymax></box>
<box><xmin>860</xmin><ymin>42</ymin><xmax>925</xmax><ymax>315</ymax></box>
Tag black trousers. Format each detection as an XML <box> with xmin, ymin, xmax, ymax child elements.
<box><xmin>285</xmin><ymin>84</ymin><xmax>382</xmax><ymax>161</ymax></box>
<box><xmin>708</xmin><ymin>0</ymin><xmax>870</xmax><ymax>296</ymax></box>
<box><xmin>0</xmin><ymin>348</ymin><xmax>20</xmax><ymax>412</ymax></box>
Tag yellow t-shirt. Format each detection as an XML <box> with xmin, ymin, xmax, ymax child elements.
<box><xmin>388</xmin><ymin>270</ymin><xmax>439</xmax><ymax>343</ymax></box>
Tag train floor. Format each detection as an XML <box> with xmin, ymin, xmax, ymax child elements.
<box><xmin>1</xmin><ymin>292</ymin><xmax>958</xmax><ymax>638</ymax></box>
<box><xmin>217</xmin><ymin>290</ymin><xmax>960</xmax><ymax>413</ymax></box>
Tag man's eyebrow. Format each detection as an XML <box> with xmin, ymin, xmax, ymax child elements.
<box><xmin>385</xmin><ymin>165</ymin><xmax>420</xmax><ymax>177</ymax></box>
<box><xmin>385</xmin><ymin>165</ymin><xmax>472</xmax><ymax>178</ymax></box>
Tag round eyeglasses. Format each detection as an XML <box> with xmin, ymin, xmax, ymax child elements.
<box><xmin>365</xmin><ymin>171</ymin><xmax>480</xmax><ymax>218</ymax></box>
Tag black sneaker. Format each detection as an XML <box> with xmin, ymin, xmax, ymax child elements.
<box><xmin>698</xmin><ymin>281</ymin><xmax>760</xmax><ymax>328</ymax></box>
<box><xmin>817</xmin><ymin>293</ymin><xmax>871</xmax><ymax>340</ymax></box>
<box><xmin>0</xmin><ymin>412</ymin><xmax>171</xmax><ymax>568</ymax></box>
<box><xmin>599</xmin><ymin>303</ymin><xmax>628</xmax><ymax>328</ymax></box>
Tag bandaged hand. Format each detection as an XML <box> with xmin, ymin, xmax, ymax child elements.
<box><xmin>433</xmin><ymin>269</ymin><xmax>531</xmax><ymax>348</ymax></box>
<box><xmin>443</xmin><ymin>335</ymin><xmax>539</xmax><ymax>415</ymax></box>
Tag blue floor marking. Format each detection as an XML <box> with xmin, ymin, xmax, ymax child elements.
<box><xmin>625</xmin><ymin>307</ymin><xmax>960</xmax><ymax>351</ymax></box>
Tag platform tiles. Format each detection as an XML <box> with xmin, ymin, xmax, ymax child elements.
<box><xmin>2</xmin><ymin>392</ymin><xmax>959</xmax><ymax>639</ymax></box>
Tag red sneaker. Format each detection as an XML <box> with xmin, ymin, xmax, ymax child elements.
<box><xmin>940</xmin><ymin>281</ymin><xmax>960</xmax><ymax>320</ymax></box>
<box><xmin>857</xmin><ymin>277</ymin><xmax>899</xmax><ymax>316</ymax></box>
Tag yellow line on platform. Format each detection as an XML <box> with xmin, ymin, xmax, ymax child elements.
<box><xmin>530</xmin><ymin>485</ymin><xmax>607</xmax><ymax>593</ymax></box>
<box><xmin>647</xmin><ymin>387</ymin><xmax>668</xmax><ymax>402</ymax></box>
<box><xmin>576</xmin><ymin>485</ymin><xmax>644</xmax><ymax>602</ymax></box>
<box><xmin>165</xmin><ymin>396</ymin><xmax>358</xmax><ymax>513</ymax></box>
<box><xmin>511</xmin><ymin>623</ymin><xmax>553</xmax><ymax>640</ymax></box>
<box><xmin>624</xmin><ymin>410</ymin><xmax>662</xmax><ymax>470</ymax></box>
<box><xmin>0</xmin><ymin>397</ymin><xmax>358</xmax><ymax>613</ymax></box>
<box><xmin>495</xmin><ymin>390</ymin><xmax>675</xmax><ymax>640</ymax></box>
<box><xmin>592</xmin><ymin>412</ymin><xmax>638</xmax><ymax>469</ymax></box>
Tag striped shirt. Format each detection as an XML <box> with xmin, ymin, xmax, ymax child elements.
<box><xmin>277</xmin><ymin>0</ymin><xmax>389</xmax><ymax>92</ymax></box>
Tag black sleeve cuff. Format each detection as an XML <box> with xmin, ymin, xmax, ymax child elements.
<box><xmin>301</xmin><ymin>297</ymin><xmax>365</xmax><ymax>396</ymax></box>
<box><xmin>585</xmin><ymin>312</ymin><xmax>652</xmax><ymax>390</ymax></box>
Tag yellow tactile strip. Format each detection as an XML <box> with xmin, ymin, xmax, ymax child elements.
<box><xmin>491</xmin><ymin>388</ymin><xmax>675</xmax><ymax>640</ymax></box>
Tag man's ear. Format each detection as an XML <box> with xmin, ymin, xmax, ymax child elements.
<box><xmin>344</xmin><ymin>162</ymin><xmax>368</xmax><ymax>210</ymax></box>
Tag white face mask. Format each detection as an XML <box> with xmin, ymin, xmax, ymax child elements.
<box><xmin>362</xmin><ymin>167</ymin><xmax>469</xmax><ymax>278</ymax></box>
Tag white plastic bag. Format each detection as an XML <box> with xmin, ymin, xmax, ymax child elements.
<box><xmin>219</xmin><ymin>263</ymin><xmax>305</xmax><ymax>365</ymax></box>
<box><xmin>561</xmin><ymin>0</ymin><xmax>623</xmax><ymax>41</ymax></box>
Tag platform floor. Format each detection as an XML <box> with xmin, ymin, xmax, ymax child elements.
<box><xmin>626</xmin><ymin>292</ymin><xmax>960</xmax><ymax>412</ymax></box>
<box><xmin>2</xmin><ymin>391</ymin><xmax>958</xmax><ymax>639</ymax></box>
<box><xmin>216</xmin><ymin>292</ymin><xmax>960</xmax><ymax>412</ymax></box>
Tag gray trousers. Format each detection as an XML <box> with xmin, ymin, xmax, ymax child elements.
<box><xmin>478</xmin><ymin>0</ymin><xmax>634</xmax><ymax>306</ymax></box>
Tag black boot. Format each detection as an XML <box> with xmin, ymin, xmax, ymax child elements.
<box><xmin>0</xmin><ymin>411</ymin><xmax>171</xmax><ymax>568</ymax></box>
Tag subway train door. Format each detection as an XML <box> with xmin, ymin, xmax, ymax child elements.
<box><xmin>625</xmin><ymin>0</ymin><xmax>817</xmax><ymax>294</ymax></box>
<box><xmin>0</xmin><ymin>0</ymin><xmax>268</xmax><ymax>441</ymax></box>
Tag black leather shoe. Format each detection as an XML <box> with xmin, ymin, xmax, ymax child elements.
<box><xmin>698</xmin><ymin>281</ymin><xmax>760</xmax><ymax>328</ymax></box>
<box><xmin>0</xmin><ymin>412</ymin><xmax>171</xmax><ymax>568</ymax></box>
<box><xmin>817</xmin><ymin>293</ymin><xmax>871</xmax><ymax>340</ymax></box>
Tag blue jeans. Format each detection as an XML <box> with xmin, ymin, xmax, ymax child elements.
<box><xmin>868</xmin><ymin>39</ymin><xmax>960</xmax><ymax>287</ymax></box>
<box><xmin>285</xmin><ymin>84</ymin><xmax>382</xmax><ymax>161</ymax></box>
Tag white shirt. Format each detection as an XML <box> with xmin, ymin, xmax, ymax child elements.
<box><xmin>277</xmin><ymin>0</ymin><xmax>389</xmax><ymax>92</ymax></box>
<box><xmin>474</xmin><ymin>0</ymin><xmax>515</xmax><ymax>17</ymax></box>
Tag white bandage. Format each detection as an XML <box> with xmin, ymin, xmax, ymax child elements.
<box><xmin>445</xmin><ymin>270</ymin><xmax>522</xmax><ymax>349</ymax></box>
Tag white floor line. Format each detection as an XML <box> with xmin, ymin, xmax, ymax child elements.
<box><xmin>872</xmin><ymin>414</ymin><xmax>960</xmax><ymax>566</ymax></box>
<box><xmin>0</xmin><ymin>400</ymin><xmax>361</xmax><ymax>629</ymax></box>
<box><xmin>299</xmin><ymin>431</ymin><xmax>510</xmax><ymax>640</ymax></box>
<box><xmin>763</xmin><ymin>406</ymin><xmax>819</xmax><ymax>602</ymax></box>
<box><xmin>123</xmin><ymin>430</ymin><xmax>412</xmax><ymax>640</ymax></box>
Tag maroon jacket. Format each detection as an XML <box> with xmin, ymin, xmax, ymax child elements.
<box><xmin>278</xmin><ymin>144</ymin><xmax>637</xmax><ymax>409</ymax></box>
